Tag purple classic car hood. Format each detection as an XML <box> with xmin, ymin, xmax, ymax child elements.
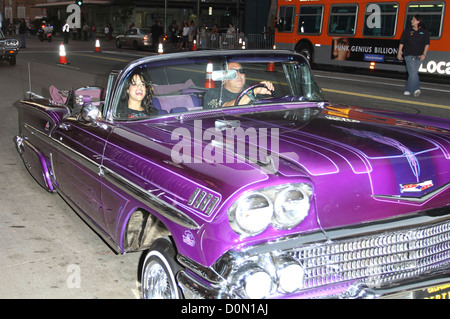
<box><xmin>142</xmin><ymin>105</ymin><xmax>450</xmax><ymax>232</ymax></box>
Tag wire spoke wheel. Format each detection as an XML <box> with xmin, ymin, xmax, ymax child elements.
<box><xmin>143</xmin><ymin>259</ymin><xmax>171</xmax><ymax>298</ymax></box>
<box><xmin>141</xmin><ymin>238</ymin><xmax>182</xmax><ymax>299</ymax></box>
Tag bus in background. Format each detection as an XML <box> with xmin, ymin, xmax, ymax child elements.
<box><xmin>274</xmin><ymin>0</ymin><xmax>449</xmax><ymax>77</ymax></box>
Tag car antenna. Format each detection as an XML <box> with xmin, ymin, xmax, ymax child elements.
<box><xmin>28</xmin><ymin>62</ymin><xmax>32</xmax><ymax>99</ymax></box>
<box><xmin>26</xmin><ymin>62</ymin><xmax>44</xmax><ymax>99</ymax></box>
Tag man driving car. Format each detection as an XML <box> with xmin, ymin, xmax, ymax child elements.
<box><xmin>203</xmin><ymin>62</ymin><xmax>275</xmax><ymax>109</ymax></box>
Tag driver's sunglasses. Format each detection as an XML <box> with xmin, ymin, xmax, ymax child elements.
<box><xmin>230</xmin><ymin>68</ymin><xmax>246</xmax><ymax>74</ymax></box>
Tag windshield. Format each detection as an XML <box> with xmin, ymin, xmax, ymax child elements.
<box><xmin>112</xmin><ymin>52</ymin><xmax>325</xmax><ymax>120</ymax></box>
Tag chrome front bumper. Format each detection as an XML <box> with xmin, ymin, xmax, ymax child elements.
<box><xmin>177</xmin><ymin>209</ymin><xmax>450</xmax><ymax>299</ymax></box>
<box><xmin>177</xmin><ymin>267</ymin><xmax>450</xmax><ymax>299</ymax></box>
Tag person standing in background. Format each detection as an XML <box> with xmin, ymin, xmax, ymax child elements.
<box><xmin>180</xmin><ymin>22</ymin><xmax>189</xmax><ymax>50</ymax></box>
<box><xmin>169</xmin><ymin>20</ymin><xmax>178</xmax><ymax>49</ymax></box>
<box><xmin>104</xmin><ymin>25</ymin><xmax>109</xmax><ymax>40</ymax></box>
<box><xmin>91</xmin><ymin>23</ymin><xmax>97</xmax><ymax>40</ymax></box>
<box><xmin>188</xmin><ymin>20</ymin><xmax>197</xmax><ymax>49</ymax></box>
<box><xmin>19</xmin><ymin>19</ymin><xmax>28</xmax><ymax>48</ymax></box>
<box><xmin>151</xmin><ymin>21</ymin><xmax>164</xmax><ymax>52</ymax></box>
<box><xmin>82</xmin><ymin>22</ymin><xmax>89</xmax><ymax>41</ymax></box>
<box><xmin>62</xmin><ymin>21</ymin><xmax>70</xmax><ymax>44</ymax></box>
<box><xmin>397</xmin><ymin>14</ymin><xmax>430</xmax><ymax>97</ymax></box>
<box><xmin>108</xmin><ymin>24</ymin><xmax>113</xmax><ymax>40</ymax></box>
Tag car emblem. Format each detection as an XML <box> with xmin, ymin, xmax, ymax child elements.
<box><xmin>182</xmin><ymin>230</ymin><xmax>196</xmax><ymax>247</ymax></box>
<box><xmin>400</xmin><ymin>180</ymin><xmax>434</xmax><ymax>193</ymax></box>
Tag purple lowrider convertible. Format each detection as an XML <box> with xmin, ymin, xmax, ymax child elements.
<box><xmin>14</xmin><ymin>50</ymin><xmax>450</xmax><ymax>299</ymax></box>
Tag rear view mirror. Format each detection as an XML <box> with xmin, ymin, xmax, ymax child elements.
<box><xmin>211</xmin><ymin>69</ymin><xmax>237</xmax><ymax>81</ymax></box>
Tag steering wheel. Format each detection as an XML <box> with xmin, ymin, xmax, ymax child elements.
<box><xmin>234</xmin><ymin>83</ymin><xmax>274</xmax><ymax>106</ymax></box>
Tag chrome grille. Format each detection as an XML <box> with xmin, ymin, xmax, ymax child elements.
<box><xmin>289</xmin><ymin>220</ymin><xmax>450</xmax><ymax>290</ymax></box>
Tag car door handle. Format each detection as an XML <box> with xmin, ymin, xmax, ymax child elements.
<box><xmin>59</xmin><ymin>123</ymin><xmax>70</xmax><ymax>130</ymax></box>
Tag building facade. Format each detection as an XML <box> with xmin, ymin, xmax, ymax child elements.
<box><xmin>2</xmin><ymin>0</ymin><xmax>271</xmax><ymax>37</ymax></box>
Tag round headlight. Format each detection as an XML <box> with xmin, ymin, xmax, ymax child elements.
<box><xmin>244</xmin><ymin>269</ymin><xmax>272</xmax><ymax>299</ymax></box>
<box><xmin>231</xmin><ymin>192</ymin><xmax>273</xmax><ymax>235</ymax></box>
<box><xmin>278</xmin><ymin>260</ymin><xmax>305</xmax><ymax>293</ymax></box>
<box><xmin>273</xmin><ymin>186</ymin><xmax>310</xmax><ymax>229</ymax></box>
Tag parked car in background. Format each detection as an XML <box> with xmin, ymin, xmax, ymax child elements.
<box><xmin>0</xmin><ymin>29</ymin><xmax>19</xmax><ymax>65</ymax></box>
<box><xmin>14</xmin><ymin>50</ymin><xmax>450</xmax><ymax>299</ymax></box>
<box><xmin>115</xmin><ymin>28</ymin><xmax>152</xmax><ymax>49</ymax></box>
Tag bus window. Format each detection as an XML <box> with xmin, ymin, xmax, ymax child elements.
<box><xmin>278</xmin><ymin>6</ymin><xmax>296</xmax><ymax>33</ymax></box>
<box><xmin>328</xmin><ymin>4</ymin><xmax>358</xmax><ymax>35</ymax></box>
<box><xmin>298</xmin><ymin>5</ymin><xmax>324</xmax><ymax>34</ymax></box>
<box><xmin>363</xmin><ymin>3</ymin><xmax>398</xmax><ymax>37</ymax></box>
<box><xmin>405</xmin><ymin>2</ymin><xmax>444</xmax><ymax>39</ymax></box>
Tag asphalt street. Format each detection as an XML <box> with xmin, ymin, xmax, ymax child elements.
<box><xmin>1</xmin><ymin>35</ymin><xmax>143</xmax><ymax>299</ymax></box>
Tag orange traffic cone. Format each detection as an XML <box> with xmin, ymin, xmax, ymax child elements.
<box><xmin>158</xmin><ymin>43</ymin><xmax>163</xmax><ymax>55</ymax></box>
<box><xmin>192</xmin><ymin>39</ymin><xmax>197</xmax><ymax>51</ymax></box>
<box><xmin>204</xmin><ymin>61</ymin><xmax>215</xmax><ymax>88</ymax></box>
<box><xmin>94</xmin><ymin>39</ymin><xmax>101</xmax><ymax>52</ymax></box>
<box><xmin>266</xmin><ymin>62</ymin><xmax>275</xmax><ymax>72</ymax></box>
<box><xmin>59</xmin><ymin>43</ymin><xmax>68</xmax><ymax>65</ymax></box>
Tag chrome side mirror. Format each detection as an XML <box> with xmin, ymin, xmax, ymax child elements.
<box><xmin>81</xmin><ymin>104</ymin><xmax>101</xmax><ymax>126</ymax></box>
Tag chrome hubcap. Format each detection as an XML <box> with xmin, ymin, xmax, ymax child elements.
<box><xmin>143</xmin><ymin>260</ymin><xmax>172</xmax><ymax>299</ymax></box>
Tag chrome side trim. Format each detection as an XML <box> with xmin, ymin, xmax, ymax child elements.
<box><xmin>14</xmin><ymin>135</ymin><xmax>24</xmax><ymax>154</ymax></box>
<box><xmin>177</xmin><ymin>254</ymin><xmax>225</xmax><ymax>284</ymax></box>
<box><xmin>244</xmin><ymin>206</ymin><xmax>450</xmax><ymax>257</ymax></box>
<box><xmin>344</xmin><ymin>274</ymin><xmax>450</xmax><ymax>299</ymax></box>
<box><xmin>177</xmin><ymin>270</ymin><xmax>231</xmax><ymax>299</ymax></box>
<box><xmin>101</xmin><ymin>167</ymin><xmax>200</xmax><ymax>230</ymax></box>
<box><xmin>25</xmin><ymin>123</ymin><xmax>200</xmax><ymax>230</ymax></box>
<box><xmin>373</xmin><ymin>182</ymin><xmax>450</xmax><ymax>203</ymax></box>
<box><xmin>49</xmin><ymin>152</ymin><xmax>56</xmax><ymax>182</ymax></box>
<box><xmin>24</xmin><ymin>123</ymin><xmax>101</xmax><ymax>175</ymax></box>
<box><xmin>323</xmin><ymin>205</ymin><xmax>450</xmax><ymax>242</ymax></box>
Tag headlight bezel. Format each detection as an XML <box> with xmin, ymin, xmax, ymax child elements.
<box><xmin>273</xmin><ymin>184</ymin><xmax>312</xmax><ymax>229</ymax></box>
<box><xmin>228</xmin><ymin>183</ymin><xmax>313</xmax><ymax>237</ymax></box>
<box><xmin>228</xmin><ymin>192</ymin><xmax>274</xmax><ymax>236</ymax></box>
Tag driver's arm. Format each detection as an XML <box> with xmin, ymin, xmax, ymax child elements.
<box><xmin>223</xmin><ymin>99</ymin><xmax>241</xmax><ymax>107</ymax></box>
<box><xmin>225</xmin><ymin>81</ymin><xmax>275</xmax><ymax>106</ymax></box>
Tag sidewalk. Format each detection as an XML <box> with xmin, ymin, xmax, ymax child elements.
<box><xmin>16</xmin><ymin>34</ymin><xmax>187</xmax><ymax>54</ymax></box>
<box><xmin>15</xmin><ymin>34</ymin><xmax>118</xmax><ymax>51</ymax></box>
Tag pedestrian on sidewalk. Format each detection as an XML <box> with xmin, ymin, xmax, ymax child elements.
<box><xmin>180</xmin><ymin>22</ymin><xmax>189</xmax><ymax>50</ymax></box>
<box><xmin>188</xmin><ymin>20</ymin><xmax>197</xmax><ymax>49</ymax></box>
<box><xmin>397</xmin><ymin>14</ymin><xmax>430</xmax><ymax>97</ymax></box>
<box><xmin>91</xmin><ymin>24</ymin><xmax>97</xmax><ymax>40</ymax></box>
<box><xmin>151</xmin><ymin>21</ymin><xmax>163</xmax><ymax>52</ymax></box>
<box><xmin>62</xmin><ymin>21</ymin><xmax>70</xmax><ymax>44</ymax></box>
<box><xmin>19</xmin><ymin>19</ymin><xmax>28</xmax><ymax>48</ymax></box>
<box><xmin>104</xmin><ymin>25</ymin><xmax>110</xmax><ymax>40</ymax></box>
<box><xmin>83</xmin><ymin>22</ymin><xmax>89</xmax><ymax>41</ymax></box>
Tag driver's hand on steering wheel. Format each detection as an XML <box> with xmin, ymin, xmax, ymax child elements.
<box><xmin>254</xmin><ymin>81</ymin><xmax>275</xmax><ymax>95</ymax></box>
